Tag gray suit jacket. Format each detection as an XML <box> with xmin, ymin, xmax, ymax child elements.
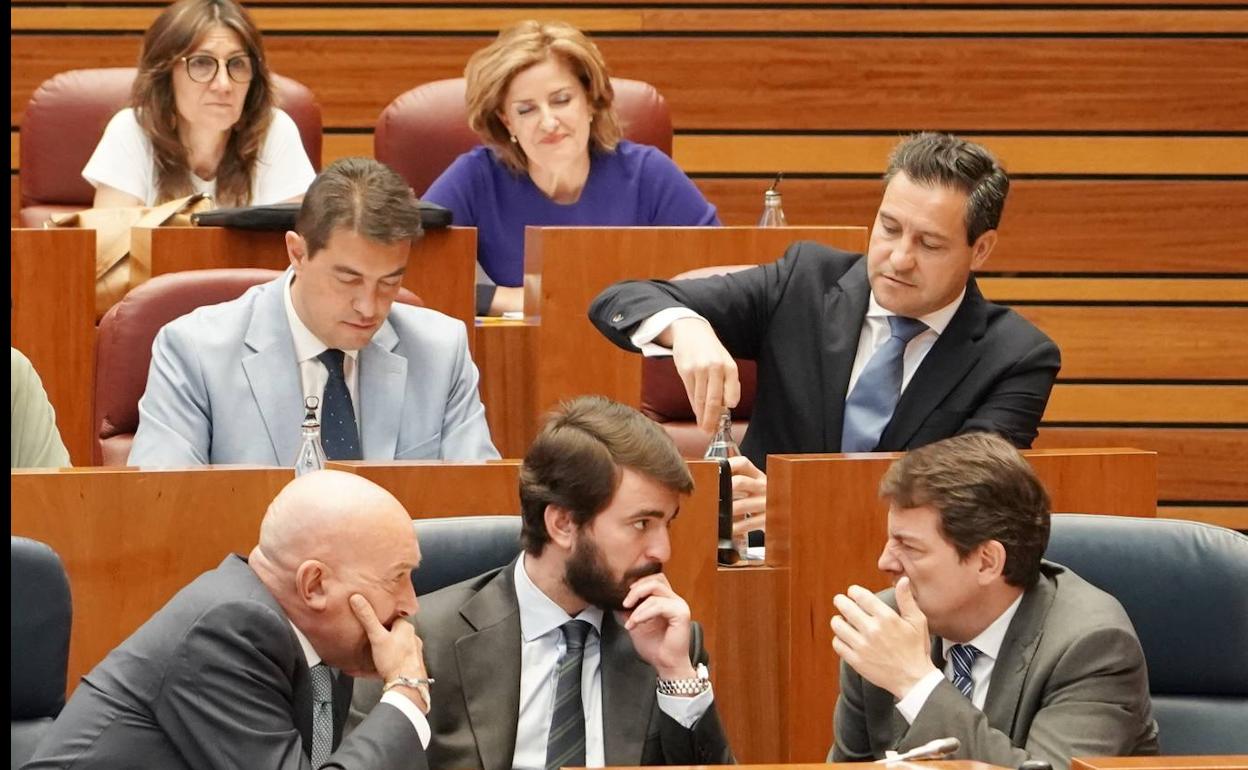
<box><xmin>830</xmin><ymin>563</ymin><xmax>1159</xmax><ymax>770</ymax></box>
<box><xmin>25</xmin><ymin>555</ymin><xmax>426</xmax><ymax>770</ymax></box>
<box><xmin>354</xmin><ymin>559</ymin><xmax>734</xmax><ymax>770</ymax></box>
<box><xmin>128</xmin><ymin>271</ymin><xmax>498</xmax><ymax>467</ymax></box>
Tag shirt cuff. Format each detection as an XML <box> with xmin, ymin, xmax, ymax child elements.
<box><xmin>631</xmin><ymin>307</ymin><xmax>706</xmax><ymax>357</ymax></box>
<box><xmin>894</xmin><ymin>669</ymin><xmax>945</xmax><ymax>724</ymax></box>
<box><xmin>380</xmin><ymin>690</ymin><xmax>432</xmax><ymax>748</ymax></box>
<box><xmin>656</xmin><ymin>685</ymin><xmax>714</xmax><ymax>729</ymax></box>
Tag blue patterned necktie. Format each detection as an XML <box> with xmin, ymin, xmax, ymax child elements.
<box><xmin>545</xmin><ymin>619</ymin><xmax>593</xmax><ymax>770</ymax></box>
<box><xmin>309</xmin><ymin>663</ymin><xmax>335</xmax><ymax>766</ymax></box>
<box><xmin>948</xmin><ymin>643</ymin><xmax>981</xmax><ymax>700</ymax></box>
<box><xmin>840</xmin><ymin>315</ymin><xmax>929</xmax><ymax>452</ymax></box>
<box><xmin>317</xmin><ymin>349</ymin><xmax>361</xmax><ymax>460</ymax></box>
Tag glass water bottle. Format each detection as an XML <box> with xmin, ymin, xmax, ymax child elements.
<box><xmin>704</xmin><ymin>410</ymin><xmax>749</xmax><ymax>563</ymax></box>
<box><xmin>294</xmin><ymin>396</ymin><xmax>328</xmax><ymax>477</ymax></box>
<box><xmin>759</xmin><ymin>174</ymin><xmax>788</xmax><ymax>227</ymax></box>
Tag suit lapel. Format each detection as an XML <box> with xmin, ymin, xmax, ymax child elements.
<box><xmin>332</xmin><ymin>670</ymin><xmax>353</xmax><ymax>748</ymax></box>
<box><xmin>880</xmin><ymin>279</ymin><xmax>988</xmax><ymax>449</ymax></box>
<box><xmin>292</xmin><ymin>655</ymin><xmax>314</xmax><ymax>759</ymax></box>
<box><xmin>358</xmin><ymin>319</ymin><xmax>406</xmax><ymax>460</ymax></box>
<box><xmin>983</xmin><ymin>572</ymin><xmax>1057</xmax><ymax>736</ymax></box>
<box><xmin>601</xmin><ymin>613</ymin><xmax>656</xmax><ymax>765</ymax></box>
<box><xmin>821</xmin><ymin>260</ymin><xmax>871</xmax><ymax>451</ymax></box>
<box><xmin>241</xmin><ymin>276</ymin><xmax>302</xmax><ymax>464</ymax></box>
<box><xmin>456</xmin><ymin>565</ymin><xmax>523</xmax><ymax>770</ymax></box>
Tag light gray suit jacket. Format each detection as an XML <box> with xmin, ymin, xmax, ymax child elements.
<box><xmin>128</xmin><ymin>272</ymin><xmax>498</xmax><ymax>467</ymax></box>
<box><xmin>25</xmin><ymin>555</ymin><xmax>426</xmax><ymax>770</ymax></box>
<box><xmin>353</xmin><ymin>559</ymin><xmax>735</xmax><ymax>770</ymax></box>
<box><xmin>830</xmin><ymin>562</ymin><xmax>1159</xmax><ymax>770</ymax></box>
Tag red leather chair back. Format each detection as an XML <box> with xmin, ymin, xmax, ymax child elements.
<box><xmin>375</xmin><ymin>77</ymin><xmax>672</xmax><ymax>196</ymax></box>
<box><xmin>93</xmin><ymin>269</ymin><xmax>422</xmax><ymax>465</ymax></box>
<box><xmin>20</xmin><ymin>68</ymin><xmax>323</xmax><ymax>227</ymax></box>
<box><xmin>640</xmin><ymin>265</ymin><xmax>758</xmax><ymax>458</ymax></box>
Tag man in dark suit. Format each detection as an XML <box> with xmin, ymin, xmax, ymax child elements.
<box><xmin>353</xmin><ymin>396</ymin><xmax>734</xmax><ymax>770</ymax></box>
<box><xmin>829</xmin><ymin>433</ymin><xmax>1158</xmax><ymax>770</ymax></box>
<box><xmin>27</xmin><ymin>470</ymin><xmax>435</xmax><ymax>770</ymax></box>
<box><xmin>589</xmin><ymin>132</ymin><xmax>1060</xmax><ymax>535</ymax></box>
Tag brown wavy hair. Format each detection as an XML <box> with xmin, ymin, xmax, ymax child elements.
<box><xmin>131</xmin><ymin>0</ymin><xmax>274</xmax><ymax>206</ymax></box>
<box><xmin>465</xmin><ymin>20</ymin><xmax>622</xmax><ymax>173</ymax></box>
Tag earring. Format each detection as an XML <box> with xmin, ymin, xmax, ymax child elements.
<box><xmin>510</xmin><ymin>135</ymin><xmax>518</xmax><ymax>143</ymax></box>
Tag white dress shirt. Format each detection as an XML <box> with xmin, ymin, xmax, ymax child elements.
<box><xmin>895</xmin><ymin>593</ymin><xmax>1025</xmax><ymax>722</ymax></box>
<box><xmin>511</xmin><ymin>557</ymin><xmax>713</xmax><ymax>770</ymax></box>
<box><xmin>283</xmin><ymin>272</ymin><xmax>360</xmax><ymax>423</ymax></box>
<box><xmin>288</xmin><ymin>621</ymin><xmax>431</xmax><ymax>748</ymax></box>
<box><xmin>631</xmin><ymin>289</ymin><xmax>966</xmax><ymax>400</ymax></box>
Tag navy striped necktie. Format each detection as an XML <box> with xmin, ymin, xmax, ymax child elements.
<box><xmin>948</xmin><ymin>643</ymin><xmax>981</xmax><ymax>699</ymax></box>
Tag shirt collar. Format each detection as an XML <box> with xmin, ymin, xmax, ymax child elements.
<box><xmin>288</xmin><ymin>620</ymin><xmax>322</xmax><ymax>668</ymax></box>
<box><xmin>942</xmin><ymin>592</ymin><xmax>1024</xmax><ymax>663</ymax></box>
<box><xmin>514</xmin><ymin>556</ymin><xmax>604</xmax><ymax>643</ymax></box>
<box><xmin>865</xmin><ymin>287</ymin><xmax>966</xmax><ymax>337</ymax></box>
<box><xmin>283</xmin><ymin>269</ymin><xmax>359</xmax><ymax>366</ymax></box>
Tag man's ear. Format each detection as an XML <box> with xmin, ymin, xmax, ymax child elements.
<box><xmin>295</xmin><ymin>560</ymin><xmax>331</xmax><ymax>611</ymax></box>
<box><xmin>545</xmin><ymin>505</ymin><xmax>577</xmax><ymax>551</ymax></box>
<box><xmin>969</xmin><ymin>229</ymin><xmax>998</xmax><ymax>270</ymax></box>
<box><xmin>975</xmin><ymin>540</ymin><xmax>1008</xmax><ymax>586</ymax></box>
<box><xmin>285</xmin><ymin>230</ymin><xmax>308</xmax><ymax>271</ymax></box>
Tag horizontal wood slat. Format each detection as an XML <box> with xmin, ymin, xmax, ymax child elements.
<box><xmin>1018</xmin><ymin>306</ymin><xmax>1248</xmax><ymax>380</ymax></box>
<box><xmin>1035</xmin><ymin>427</ymin><xmax>1248</xmax><ymax>502</ymax></box>
<box><xmin>12</xmin><ymin>7</ymin><xmax>1248</xmax><ymax>34</ymax></box>
<box><xmin>1156</xmin><ymin>507</ymin><xmax>1248</xmax><ymax>530</ymax></box>
<box><xmin>12</xmin><ymin>36</ymin><xmax>1247</xmax><ymax>132</ymax></box>
<box><xmin>978</xmin><ymin>278</ymin><xmax>1248</xmax><ymax>303</ymax></box>
<box><xmin>1044</xmin><ymin>384</ymin><xmax>1248</xmax><ymax>423</ymax></box>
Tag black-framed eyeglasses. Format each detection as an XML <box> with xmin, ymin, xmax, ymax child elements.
<box><xmin>180</xmin><ymin>54</ymin><xmax>254</xmax><ymax>84</ymax></box>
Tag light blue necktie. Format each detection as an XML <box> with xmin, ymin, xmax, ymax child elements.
<box><xmin>948</xmin><ymin>643</ymin><xmax>981</xmax><ymax>699</ymax></box>
<box><xmin>310</xmin><ymin>663</ymin><xmax>335</xmax><ymax>766</ymax></box>
<box><xmin>545</xmin><ymin>619</ymin><xmax>593</xmax><ymax>770</ymax></box>
<box><xmin>317</xmin><ymin>349</ymin><xmax>361</xmax><ymax>460</ymax></box>
<box><xmin>840</xmin><ymin>315</ymin><xmax>928</xmax><ymax>452</ymax></box>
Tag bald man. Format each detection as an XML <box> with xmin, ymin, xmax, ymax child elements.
<box><xmin>27</xmin><ymin>470</ymin><xmax>433</xmax><ymax>770</ymax></box>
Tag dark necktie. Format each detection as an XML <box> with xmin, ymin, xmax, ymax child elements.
<box><xmin>840</xmin><ymin>315</ymin><xmax>929</xmax><ymax>452</ymax></box>
<box><xmin>309</xmin><ymin>663</ymin><xmax>335</xmax><ymax>766</ymax></box>
<box><xmin>948</xmin><ymin>643</ymin><xmax>981</xmax><ymax>700</ymax></box>
<box><xmin>545</xmin><ymin>619</ymin><xmax>593</xmax><ymax>770</ymax></box>
<box><xmin>317</xmin><ymin>349</ymin><xmax>361</xmax><ymax>460</ymax></box>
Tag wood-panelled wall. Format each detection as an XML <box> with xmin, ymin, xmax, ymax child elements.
<box><xmin>11</xmin><ymin>3</ymin><xmax>1246</xmax><ymax>526</ymax></box>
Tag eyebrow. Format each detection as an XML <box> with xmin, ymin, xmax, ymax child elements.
<box><xmin>332</xmin><ymin>265</ymin><xmax>406</xmax><ymax>279</ymax></box>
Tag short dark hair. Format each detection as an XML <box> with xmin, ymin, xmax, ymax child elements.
<box><xmin>519</xmin><ymin>396</ymin><xmax>693</xmax><ymax>555</ymax></box>
<box><xmin>884</xmin><ymin>132</ymin><xmax>1010</xmax><ymax>245</ymax></box>
<box><xmin>879</xmin><ymin>432</ymin><xmax>1050</xmax><ymax>588</ymax></box>
<box><xmin>295</xmin><ymin>157</ymin><xmax>423</xmax><ymax>257</ymax></box>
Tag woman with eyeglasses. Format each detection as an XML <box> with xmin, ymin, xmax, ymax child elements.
<box><xmin>82</xmin><ymin>0</ymin><xmax>315</xmax><ymax>208</ymax></box>
<box><xmin>424</xmin><ymin>21</ymin><xmax>719</xmax><ymax>316</ymax></box>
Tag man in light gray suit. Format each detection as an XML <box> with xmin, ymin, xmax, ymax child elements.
<box><xmin>27</xmin><ymin>470</ymin><xmax>435</xmax><ymax>769</ymax></box>
<box><xmin>128</xmin><ymin>157</ymin><xmax>498</xmax><ymax>468</ymax></box>
<box><xmin>829</xmin><ymin>433</ymin><xmax>1158</xmax><ymax>770</ymax></box>
<box><xmin>354</xmin><ymin>396</ymin><xmax>734</xmax><ymax>770</ymax></box>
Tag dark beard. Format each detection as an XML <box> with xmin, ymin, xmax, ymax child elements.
<box><xmin>564</xmin><ymin>533</ymin><xmax>661</xmax><ymax>611</ymax></box>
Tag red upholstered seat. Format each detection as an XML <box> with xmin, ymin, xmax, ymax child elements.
<box><xmin>19</xmin><ymin>68</ymin><xmax>323</xmax><ymax>227</ymax></box>
<box><xmin>639</xmin><ymin>265</ymin><xmax>758</xmax><ymax>458</ymax></box>
<box><xmin>92</xmin><ymin>269</ymin><xmax>421</xmax><ymax>465</ymax></box>
<box><xmin>374</xmin><ymin>77</ymin><xmax>672</xmax><ymax>196</ymax></box>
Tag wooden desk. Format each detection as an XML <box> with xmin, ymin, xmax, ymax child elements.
<box><xmin>720</xmin><ymin>448</ymin><xmax>1157</xmax><ymax>763</ymax></box>
<box><xmin>1073</xmin><ymin>758</ymin><xmax>1248</xmax><ymax>770</ymax></box>
<box><xmin>474</xmin><ymin>226</ymin><xmax>869</xmax><ymax>457</ymax></box>
<box><xmin>11</xmin><ymin>228</ymin><xmax>96</xmax><ymax>465</ymax></box>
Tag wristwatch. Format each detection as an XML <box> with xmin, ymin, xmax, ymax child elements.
<box><xmin>656</xmin><ymin>663</ymin><xmax>711</xmax><ymax>696</ymax></box>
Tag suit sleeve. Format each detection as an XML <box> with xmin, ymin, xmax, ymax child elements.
<box><xmin>153</xmin><ymin>600</ymin><xmax>425</xmax><ymax>770</ymax></box>
<box><xmin>127</xmin><ymin>321</ymin><xmax>213</xmax><ymax>468</ymax></box>
<box><xmin>900</xmin><ymin>625</ymin><xmax>1153</xmax><ymax>770</ymax></box>
<box><xmin>829</xmin><ymin>659</ymin><xmax>875</xmax><ymax>762</ymax></box>
<box><xmin>588</xmin><ymin>241</ymin><xmax>816</xmax><ymax>362</ymax></box>
<box><xmin>958</xmin><ymin>333</ymin><xmax>1061</xmax><ymax>449</ymax></box>
<box><xmin>656</xmin><ymin>626</ymin><xmax>736</xmax><ymax>765</ymax></box>
<box><xmin>437</xmin><ymin>319</ymin><xmax>500</xmax><ymax>461</ymax></box>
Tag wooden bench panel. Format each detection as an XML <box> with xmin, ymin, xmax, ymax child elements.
<box><xmin>13</xmin><ymin>36</ymin><xmax>1245</xmax><ymax>131</ymax></box>
<box><xmin>1016</xmin><ymin>306</ymin><xmax>1248</xmax><ymax>380</ymax></box>
<box><xmin>1044</xmin><ymin>384</ymin><xmax>1248</xmax><ymax>424</ymax></box>
<box><xmin>1036</xmin><ymin>427</ymin><xmax>1248</xmax><ymax>503</ymax></box>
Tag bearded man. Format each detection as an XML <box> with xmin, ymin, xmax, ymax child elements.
<box><xmin>351</xmin><ymin>395</ymin><xmax>735</xmax><ymax>770</ymax></box>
